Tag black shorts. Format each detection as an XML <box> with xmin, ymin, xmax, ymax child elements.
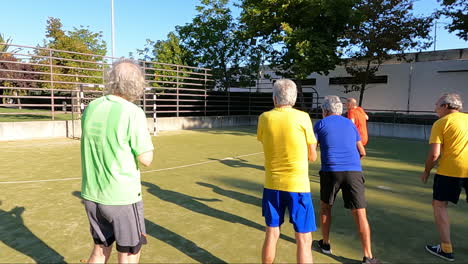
<box><xmin>320</xmin><ymin>171</ymin><xmax>366</xmax><ymax>209</ymax></box>
<box><xmin>433</xmin><ymin>174</ymin><xmax>468</xmax><ymax>204</ymax></box>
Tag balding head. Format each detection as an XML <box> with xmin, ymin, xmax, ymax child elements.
<box><xmin>105</xmin><ymin>58</ymin><xmax>146</xmax><ymax>102</ymax></box>
<box><xmin>346</xmin><ymin>97</ymin><xmax>357</xmax><ymax>109</ymax></box>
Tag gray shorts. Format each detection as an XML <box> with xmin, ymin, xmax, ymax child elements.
<box><xmin>84</xmin><ymin>199</ymin><xmax>147</xmax><ymax>254</ymax></box>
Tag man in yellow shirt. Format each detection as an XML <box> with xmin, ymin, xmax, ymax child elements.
<box><xmin>257</xmin><ymin>79</ymin><xmax>317</xmax><ymax>264</ymax></box>
<box><xmin>420</xmin><ymin>93</ymin><xmax>468</xmax><ymax>262</ymax></box>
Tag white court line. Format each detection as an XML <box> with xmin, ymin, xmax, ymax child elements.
<box><xmin>0</xmin><ymin>152</ymin><xmax>264</xmax><ymax>184</ymax></box>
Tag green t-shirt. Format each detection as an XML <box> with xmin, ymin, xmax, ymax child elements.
<box><xmin>81</xmin><ymin>95</ymin><xmax>154</xmax><ymax>205</ymax></box>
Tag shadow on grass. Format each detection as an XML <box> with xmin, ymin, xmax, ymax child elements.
<box><xmin>312</xmin><ymin>240</ymin><xmax>361</xmax><ymax>264</ymax></box>
<box><xmin>142</xmin><ymin>181</ymin><xmax>295</xmax><ymax>244</ymax></box>
<box><xmin>197</xmin><ymin>182</ymin><xmax>262</xmax><ymax>207</ymax></box>
<box><xmin>208</xmin><ymin>157</ymin><xmax>264</xmax><ymax>171</ymax></box>
<box><xmin>71</xmin><ymin>191</ymin><xmax>225</xmax><ymax>263</ymax></box>
<box><xmin>0</xmin><ymin>206</ymin><xmax>66</xmax><ymax>263</ymax></box>
<box><xmin>200</xmin><ymin>126</ymin><xmax>257</xmax><ymax>136</ymax></box>
<box><xmin>144</xmin><ymin>219</ymin><xmax>226</xmax><ymax>263</ymax></box>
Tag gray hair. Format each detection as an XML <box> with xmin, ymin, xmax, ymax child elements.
<box><xmin>437</xmin><ymin>93</ymin><xmax>463</xmax><ymax>110</ymax></box>
<box><xmin>321</xmin><ymin>95</ymin><xmax>343</xmax><ymax>115</ymax></box>
<box><xmin>273</xmin><ymin>79</ymin><xmax>297</xmax><ymax>106</ymax></box>
<box><xmin>104</xmin><ymin>58</ymin><xmax>146</xmax><ymax>102</ymax></box>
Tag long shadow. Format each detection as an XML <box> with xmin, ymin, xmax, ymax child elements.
<box><xmin>197</xmin><ymin>182</ymin><xmax>262</xmax><ymax>207</ymax></box>
<box><xmin>142</xmin><ymin>181</ymin><xmax>295</xmax><ymax>244</ymax></box>
<box><xmin>208</xmin><ymin>157</ymin><xmax>264</xmax><ymax>171</ymax></box>
<box><xmin>0</xmin><ymin>206</ymin><xmax>66</xmax><ymax>263</ymax></box>
<box><xmin>70</xmin><ymin>191</ymin><xmax>225</xmax><ymax>262</ymax></box>
<box><xmin>312</xmin><ymin>240</ymin><xmax>361</xmax><ymax>264</ymax></box>
<box><xmin>145</xmin><ymin>218</ymin><xmax>226</xmax><ymax>263</ymax></box>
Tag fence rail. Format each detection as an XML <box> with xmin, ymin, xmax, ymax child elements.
<box><xmin>0</xmin><ymin>43</ymin><xmax>321</xmax><ymax>125</ymax></box>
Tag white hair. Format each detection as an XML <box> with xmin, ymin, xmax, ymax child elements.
<box><xmin>104</xmin><ymin>58</ymin><xmax>146</xmax><ymax>102</ymax></box>
<box><xmin>437</xmin><ymin>93</ymin><xmax>463</xmax><ymax>110</ymax></box>
<box><xmin>322</xmin><ymin>95</ymin><xmax>343</xmax><ymax>115</ymax></box>
<box><xmin>273</xmin><ymin>79</ymin><xmax>297</xmax><ymax>106</ymax></box>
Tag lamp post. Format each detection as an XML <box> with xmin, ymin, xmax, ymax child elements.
<box><xmin>111</xmin><ymin>0</ymin><xmax>115</xmax><ymax>58</ymax></box>
<box><xmin>434</xmin><ymin>21</ymin><xmax>450</xmax><ymax>51</ymax></box>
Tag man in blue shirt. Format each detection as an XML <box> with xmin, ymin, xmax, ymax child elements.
<box><xmin>314</xmin><ymin>96</ymin><xmax>380</xmax><ymax>264</ymax></box>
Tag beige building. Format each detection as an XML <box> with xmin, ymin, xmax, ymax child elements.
<box><xmin>250</xmin><ymin>48</ymin><xmax>468</xmax><ymax>113</ymax></box>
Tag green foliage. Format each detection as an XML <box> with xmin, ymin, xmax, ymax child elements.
<box><xmin>437</xmin><ymin>0</ymin><xmax>468</xmax><ymax>40</ymax></box>
<box><xmin>177</xmin><ymin>0</ymin><xmax>267</xmax><ymax>90</ymax></box>
<box><xmin>240</xmin><ymin>0</ymin><xmax>356</xmax><ymax>79</ymax></box>
<box><xmin>137</xmin><ymin>32</ymin><xmax>196</xmax><ymax>90</ymax></box>
<box><xmin>34</xmin><ymin>17</ymin><xmax>107</xmax><ymax>90</ymax></box>
<box><xmin>343</xmin><ymin>0</ymin><xmax>432</xmax><ymax>106</ymax></box>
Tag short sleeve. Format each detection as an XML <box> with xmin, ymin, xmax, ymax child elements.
<box><xmin>257</xmin><ymin>114</ymin><xmax>265</xmax><ymax>142</ymax></box>
<box><xmin>348</xmin><ymin>109</ymin><xmax>355</xmax><ymax>119</ymax></box>
<box><xmin>429</xmin><ymin>119</ymin><xmax>445</xmax><ymax>144</ymax></box>
<box><xmin>129</xmin><ymin>109</ymin><xmax>154</xmax><ymax>156</ymax></box>
<box><xmin>352</xmin><ymin>122</ymin><xmax>361</xmax><ymax>142</ymax></box>
<box><xmin>313</xmin><ymin>121</ymin><xmax>321</xmax><ymax>143</ymax></box>
<box><xmin>303</xmin><ymin>114</ymin><xmax>317</xmax><ymax>144</ymax></box>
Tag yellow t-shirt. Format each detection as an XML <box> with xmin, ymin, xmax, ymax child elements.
<box><xmin>257</xmin><ymin>107</ymin><xmax>317</xmax><ymax>192</ymax></box>
<box><xmin>429</xmin><ymin>112</ymin><xmax>468</xmax><ymax>178</ymax></box>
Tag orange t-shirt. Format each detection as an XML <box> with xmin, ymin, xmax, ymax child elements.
<box><xmin>348</xmin><ymin>107</ymin><xmax>368</xmax><ymax>145</ymax></box>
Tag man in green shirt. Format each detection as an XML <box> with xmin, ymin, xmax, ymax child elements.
<box><xmin>81</xmin><ymin>59</ymin><xmax>154</xmax><ymax>263</ymax></box>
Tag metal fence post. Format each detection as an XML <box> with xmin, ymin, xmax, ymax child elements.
<box><xmin>49</xmin><ymin>49</ymin><xmax>55</xmax><ymax>120</ymax></box>
<box><xmin>204</xmin><ymin>69</ymin><xmax>207</xmax><ymax>116</ymax></box>
<box><xmin>142</xmin><ymin>63</ymin><xmax>146</xmax><ymax>114</ymax></box>
<box><xmin>153</xmin><ymin>93</ymin><xmax>157</xmax><ymax>136</ymax></box>
<box><xmin>176</xmin><ymin>65</ymin><xmax>179</xmax><ymax>117</ymax></box>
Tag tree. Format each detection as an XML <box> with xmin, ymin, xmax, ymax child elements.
<box><xmin>35</xmin><ymin>17</ymin><xmax>107</xmax><ymax>89</ymax></box>
<box><xmin>437</xmin><ymin>0</ymin><xmax>468</xmax><ymax>40</ymax></box>
<box><xmin>177</xmin><ymin>0</ymin><xmax>267</xmax><ymax>91</ymax></box>
<box><xmin>343</xmin><ymin>0</ymin><xmax>432</xmax><ymax>106</ymax></box>
<box><xmin>0</xmin><ymin>34</ymin><xmax>38</xmax><ymax>106</ymax></box>
<box><xmin>240</xmin><ymin>0</ymin><xmax>357</xmax><ymax>107</ymax></box>
<box><xmin>137</xmin><ymin>32</ymin><xmax>196</xmax><ymax>90</ymax></box>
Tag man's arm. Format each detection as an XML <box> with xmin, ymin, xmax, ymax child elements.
<box><xmin>308</xmin><ymin>143</ymin><xmax>317</xmax><ymax>162</ymax></box>
<box><xmin>357</xmin><ymin>141</ymin><xmax>366</xmax><ymax>159</ymax></box>
<box><xmin>420</xmin><ymin>143</ymin><xmax>441</xmax><ymax>183</ymax></box>
<box><xmin>138</xmin><ymin>151</ymin><xmax>153</xmax><ymax>167</ymax></box>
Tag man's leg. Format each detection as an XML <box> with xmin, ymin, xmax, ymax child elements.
<box><xmin>295</xmin><ymin>232</ymin><xmax>313</xmax><ymax>264</ymax></box>
<box><xmin>118</xmin><ymin>250</ymin><xmax>141</xmax><ymax>264</ymax></box>
<box><xmin>351</xmin><ymin>208</ymin><xmax>372</xmax><ymax>259</ymax></box>
<box><xmin>87</xmin><ymin>244</ymin><xmax>112</xmax><ymax>264</ymax></box>
<box><xmin>432</xmin><ymin>200</ymin><xmax>451</xmax><ymax>248</ymax></box>
<box><xmin>262</xmin><ymin>226</ymin><xmax>280</xmax><ymax>264</ymax></box>
<box><xmin>320</xmin><ymin>201</ymin><xmax>332</xmax><ymax>244</ymax></box>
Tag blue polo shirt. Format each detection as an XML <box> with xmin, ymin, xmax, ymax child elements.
<box><xmin>314</xmin><ymin>115</ymin><xmax>362</xmax><ymax>172</ymax></box>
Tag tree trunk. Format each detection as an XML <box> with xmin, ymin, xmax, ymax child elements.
<box><xmin>358</xmin><ymin>60</ymin><xmax>372</xmax><ymax>106</ymax></box>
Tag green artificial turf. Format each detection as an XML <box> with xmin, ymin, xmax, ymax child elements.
<box><xmin>0</xmin><ymin>107</ymin><xmax>76</xmax><ymax>122</ymax></box>
<box><xmin>0</xmin><ymin>127</ymin><xmax>466</xmax><ymax>263</ymax></box>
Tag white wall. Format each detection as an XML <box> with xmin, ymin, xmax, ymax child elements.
<box><xmin>249</xmin><ymin>49</ymin><xmax>468</xmax><ymax>113</ymax></box>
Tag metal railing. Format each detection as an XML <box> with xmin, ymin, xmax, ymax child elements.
<box><xmin>0</xmin><ymin>43</ymin><xmax>319</xmax><ymax>124</ymax></box>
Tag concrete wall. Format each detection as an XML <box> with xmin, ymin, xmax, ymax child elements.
<box><xmin>368</xmin><ymin>122</ymin><xmax>431</xmax><ymax>141</ymax></box>
<box><xmin>0</xmin><ymin>116</ymin><xmax>258</xmax><ymax>141</ymax></box>
<box><xmin>1</xmin><ymin>116</ymin><xmax>431</xmax><ymax>141</ymax></box>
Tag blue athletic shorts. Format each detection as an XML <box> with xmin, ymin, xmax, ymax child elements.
<box><xmin>262</xmin><ymin>188</ymin><xmax>317</xmax><ymax>233</ymax></box>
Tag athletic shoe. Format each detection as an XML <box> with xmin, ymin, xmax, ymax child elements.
<box><xmin>317</xmin><ymin>239</ymin><xmax>332</xmax><ymax>254</ymax></box>
<box><xmin>425</xmin><ymin>244</ymin><xmax>454</xmax><ymax>261</ymax></box>
<box><xmin>362</xmin><ymin>256</ymin><xmax>382</xmax><ymax>264</ymax></box>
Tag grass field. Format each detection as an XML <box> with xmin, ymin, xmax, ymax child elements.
<box><xmin>0</xmin><ymin>127</ymin><xmax>467</xmax><ymax>263</ymax></box>
<box><xmin>0</xmin><ymin>107</ymin><xmax>75</xmax><ymax>122</ymax></box>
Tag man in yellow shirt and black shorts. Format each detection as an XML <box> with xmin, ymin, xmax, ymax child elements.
<box><xmin>257</xmin><ymin>79</ymin><xmax>318</xmax><ymax>264</ymax></box>
<box><xmin>420</xmin><ymin>93</ymin><xmax>468</xmax><ymax>262</ymax></box>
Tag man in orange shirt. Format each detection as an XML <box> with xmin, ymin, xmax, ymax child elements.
<box><xmin>346</xmin><ymin>98</ymin><xmax>369</xmax><ymax>146</ymax></box>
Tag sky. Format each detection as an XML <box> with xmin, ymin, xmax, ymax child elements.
<box><xmin>0</xmin><ymin>0</ymin><xmax>466</xmax><ymax>58</ymax></box>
